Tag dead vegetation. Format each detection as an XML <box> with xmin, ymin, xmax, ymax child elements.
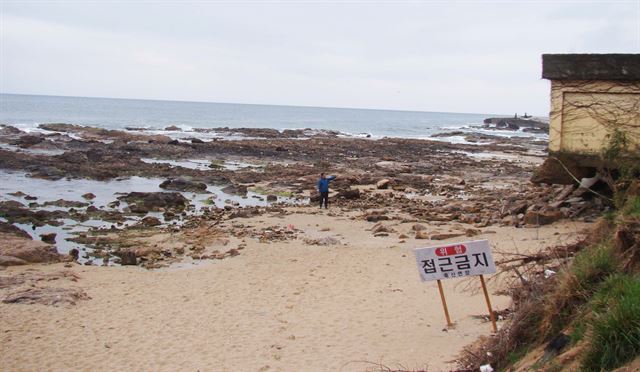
<box><xmin>457</xmin><ymin>184</ymin><xmax>640</xmax><ymax>371</ymax></box>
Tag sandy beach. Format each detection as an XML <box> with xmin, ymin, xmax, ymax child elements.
<box><xmin>1</xmin><ymin>207</ymin><xmax>589</xmax><ymax>371</ymax></box>
<box><xmin>0</xmin><ymin>123</ymin><xmax>602</xmax><ymax>371</ymax></box>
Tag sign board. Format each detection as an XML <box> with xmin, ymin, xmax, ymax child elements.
<box><xmin>414</xmin><ymin>240</ymin><xmax>496</xmax><ymax>282</ymax></box>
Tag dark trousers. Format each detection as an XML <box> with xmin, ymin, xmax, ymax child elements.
<box><xmin>319</xmin><ymin>191</ymin><xmax>329</xmax><ymax>208</ymax></box>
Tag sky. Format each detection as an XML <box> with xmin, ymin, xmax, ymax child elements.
<box><xmin>1</xmin><ymin>0</ymin><xmax>639</xmax><ymax>115</ymax></box>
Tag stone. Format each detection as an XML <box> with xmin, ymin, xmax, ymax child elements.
<box><xmin>430</xmin><ymin>232</ymin><xmax>466</xmax><ymax>240</ymax></box>
<box><xmin>465</xmin><ymin>228</ymin><xmax>481</xmax><ymax>237</ymax></box>
<box><xmin>376</xmin><ymin>179</ymin><xmax>391</xmax><ymax>189</ymax></box>
<box><xmin>40</xmin><ymin>233</ymin><xmax>57</xmax><ymax>244</ymax></box>
<box><xmin>412</xmin><ymin>224</ymin><xmax>427</xmax><ymax>231</ymax></box>
<box><xmin>553</xmin><ymin>184</ymin><xmax>576</xmax><ymax>202</ymax></box>
<box><xmin>415</xmin><ymin>230</ymin><xmax>430</xmax><ymax>239</ymax></box>
<box><xmin>165</xmin><ymin>125</ymin><xmax>182</xmax><ymax>131</ymax></box>
<box><xmin>82</xmin><ymin>193</ymin><xmax>96</xmax><ymax>200</ymax></box>
<box><xmin>366</xmin><ymin>212</ymin><xmax>388</xmax><ymax>222</ymax></box>
<box><xmin>140</xmin><ymin>216</ymin><xmax>162</xmax><ymax>227</ymax></box>
<box><xmin>317</xmin><ymin>236</ymin><xmax>340</xmax><ymax>245</ymax></box>
<box><xmin>372</xmin><ymin>223</ymin><xmax>394</xmax><ymax>234</ymax></box>
<box><xmin>2</xmin><ymin>287</ymin><xmax>90</xmax><ymax>306</ymax></box>
<box><xmin>524</xmin><ymin>210</ymin><xmax>564</xmax><ymax>225</ymax></box>
<box><xmin>508</xmin><ymin>201</ymin><xmax>528</xmax><ymax>215</ymax></box>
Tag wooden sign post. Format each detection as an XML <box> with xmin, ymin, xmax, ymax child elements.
<box><xmin>414</xmin><ymin>240</ymin><xmax>498</xmax><ymax>332</ymax></box>
<box><xmin>479</xmin><ymin>274</ymin><xmax>497</xmax><ymax>333</ymax></box>
<box><xmin>437</xmin><ymin>279</ymin><xmax>453</xmax><ymax>327</ymax></box>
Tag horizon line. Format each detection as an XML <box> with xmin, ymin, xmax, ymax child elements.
<box><xmin>0</xmin><ymin>91</ymin><xmax>522</xmax><ymax>118</ymax></box>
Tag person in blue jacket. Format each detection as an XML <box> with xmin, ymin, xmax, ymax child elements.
<box><xmin>317</xmin><ymin>173</ymin><xmax>336</xmax><ymax>209</ymax></box>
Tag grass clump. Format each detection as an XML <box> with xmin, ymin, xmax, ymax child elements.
<box><xmin>540</xmin><ymin>241</ymin><xmax>619</xmax><ymax>338</ymax></box>
<box><xmin>581</xmin><ymin>274</ymin><xmax>640</xmax><ymax>371</ymax></box>
<box><xmin>572</xmin><ymin>242</ymin><xmax>619</xmax><ymax>290</ymax></box>
<box><xmin>458</xmin><ymin>185</ymin><xmax>640</xmax><ymax>371</ymax></box>
<box><xmin>622</xmin><ymin>196</ymin><xmax>640</xmax><ymax>217</ymax></box>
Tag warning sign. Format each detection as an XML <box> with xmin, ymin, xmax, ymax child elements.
<box><xmin>414</xmin><ymin>240</ymin><xmax>497</xmax><ymax>282</ymax></box>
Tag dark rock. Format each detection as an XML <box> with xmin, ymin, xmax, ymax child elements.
<box><xmin>509</xmin><ymin>201</ymin><xmax>528</xmax><ymax>215</ymax></box>
<box><xmin>266</xmin><ymin>194</ymin><xmax>278</xmax><ymax>202</ymax></box>
<box><xmin>117</xmin><ymin>192</ymin><xmax>190</xmax><ymax>213</ymax></box>
<box><xmin>531</xmin><ymin>157</ymin><xmax>593</xmax><ymax>185</ymax></box>
<box><xmin>191</xmin><ymin>138</ymin><xmax>204</xmax><ymax>144</ymax></box>
<box><xmin>140</xmin><ymin>216</ymin><xmax>162</xmax><ymax>227</ymax></box>
<box><xmin>43</xmin><ymin>199</ymin><xmax>89</xmax><ymax>208</ymax></box>
<box><xmin>336</xmin><ymin>188</ymin><xmax>360</xmax><ymax>199</ymax></box>
<box><xmin>376</xmin><ymin>179</ymin><xmax>391</xmax><ymax>189</ymax></box>
<box><xmin>0</xmin><ymin>221</ymin><xmax>31</xmax><ymax>239</ymax></box>
<box><xmin>221</xmin><ymin>184</ymin><xmax>248</xmax><ymax>196</ymax></box>
<box><xmin>116</xmin><ymin>250</ymin><xmax>137</xmax><ymax>265</ymax></box>
<box><xmin>0</xmin><ymin>124</ymin><xmax>23</xmax><ymax>135</ymax></box>
<box><xmin>159</xmin><ymin>178</ymin><xmax>208</xmax><ymax>193</ymax></box>
<box><xmin>0</xmin><ymin>201</ymin><xmax>67</xmax><ymax>226</ymax></box>
<box><xmin>165</xmin><ymin>125</ymin><xmax>182</xmax><ymax>131</ymax></box>
<box><xmin>0</xmin><ymin>233</ymin><xmax>62</xmax><ymax>265</ymax></box>
<box><xmin>366</xmin><ymin>212</ymin><xmax>389</xmax><ymax>222</ymax></box>
<box><xmin>82</xmin><ymin>193</ymin><xmax>96</xmax><ymax>200</ymax></box>
<box><xmin>168</xmin><ymin>139</ymin><xmax>180</xmax><ymax>145</ymax></box>
<box><xmin>69</xmin><ymin>248</ymin><xmax>80</xmax><ymax>261</ymax></box>
<box><xmin>40</xmin><ymin>233</ymin><xmax>57</xmax><ymax>244</ymax></box>
<box><xmin>11</xmin><ymin>134</ymin><xmax>45</xmax><ymax>148</ymax></box>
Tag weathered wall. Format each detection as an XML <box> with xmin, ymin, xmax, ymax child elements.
<box><xmin>548</xmin><ymin>80</ymin><xmax>640</xmax><ymax>157</ymax></box>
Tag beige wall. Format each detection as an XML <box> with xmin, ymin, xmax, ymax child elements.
<box><xmin>548</xmin><ymin>80</ymin><xmax>640</xmax><ymax>156</ymax></box>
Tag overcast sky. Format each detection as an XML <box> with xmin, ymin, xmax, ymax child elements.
<box><xmin>1</xmin><ymin>0</ymin><xmax>639</xmax><ymax>115</ymax></box>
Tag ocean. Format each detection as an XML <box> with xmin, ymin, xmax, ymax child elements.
<box><xmin>0</xmin><ymin>93</ymin><xmax>542</xmax><ymax>140</ymax></box>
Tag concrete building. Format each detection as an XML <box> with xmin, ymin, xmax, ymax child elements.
<box><xmin>542</xmin><ymin>54</ymin><xmax>640</xmax><ymax>168</ymax></box>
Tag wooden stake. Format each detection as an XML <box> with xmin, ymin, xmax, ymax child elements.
<box><xmin>479</xmin><ymin>275</ymin><xmax>498</xmax><ymax>333</ymax></box>
<box><xmin>437</xmin><ymin>279</ymin><xmax>453</xmax><ymax>327</ymax></box>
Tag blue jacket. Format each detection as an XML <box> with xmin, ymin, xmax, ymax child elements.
<box><xmin>317</xmin><ymin>175</ymin><xmax>336</xmax><ymax>193</ymax></box>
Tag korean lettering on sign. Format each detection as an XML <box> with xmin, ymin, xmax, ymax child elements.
<box><xmin>413</xmin><ymin>240</ymin><xmax>496</xmax><ymax>282</ymax></box>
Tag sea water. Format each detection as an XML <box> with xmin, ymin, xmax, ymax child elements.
<box><xmin>0</xmin><ymin>93</ymin><xmax>544</xmax><ymax>139</ymax></box>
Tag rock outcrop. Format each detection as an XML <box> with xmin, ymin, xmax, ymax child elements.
<box><xmin>0</xmin><ymin>233</ymin><xmax>63</xmax><ymax>266</ymax></box>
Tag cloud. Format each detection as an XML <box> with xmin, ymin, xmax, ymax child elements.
<box><xmin>1</xmin><ymin>1</ymin><xmax>638</xmax><ymax>115</ymax></box>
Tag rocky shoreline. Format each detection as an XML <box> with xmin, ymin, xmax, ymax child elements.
<box><xmin>0</xmin><ymin>123</ymin><xmax>606</xmax><ymax>269</ymax></box>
